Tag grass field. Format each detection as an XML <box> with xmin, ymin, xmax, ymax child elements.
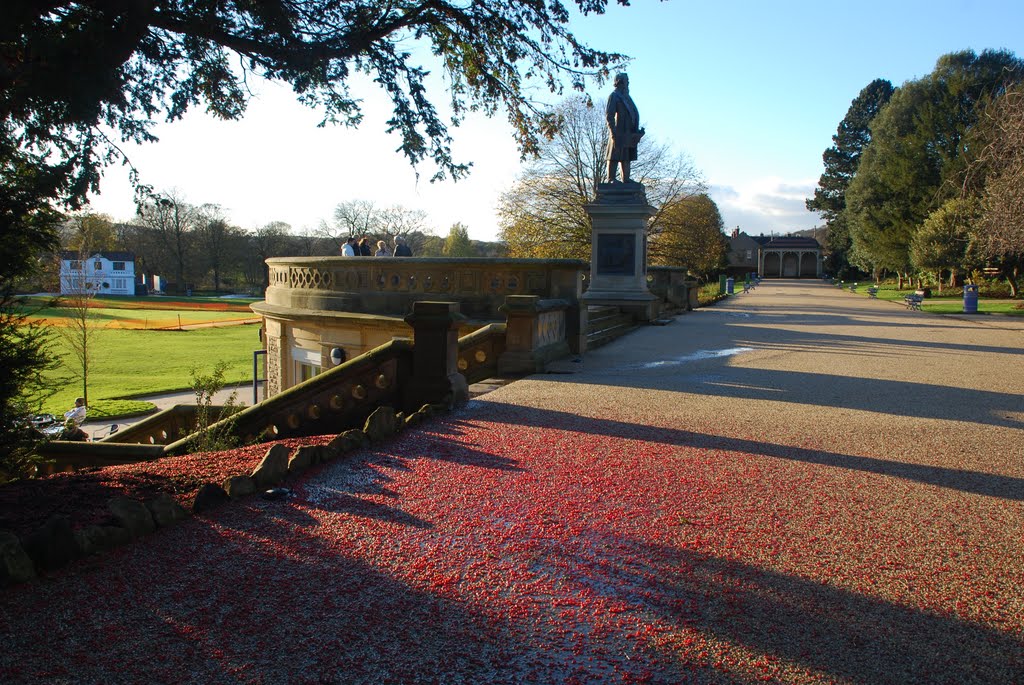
<box><xmin>39</xmin><ymin>324</ymin><xmax>260</xmax><ymax>418</ymax></box>
<box><xmin>22</xmin><ymin>295</ymin><xmax>260</xmax><ymax>330</ymax></box>
<box><xmin>843</xmin><ymin>282</ymin><xmax>1024</xmax><ymax>315</ymax></box>
<box><xmin>20</xmin><ymin>296</ymin><xmax>264</xmax><ymax>418</ymax></box>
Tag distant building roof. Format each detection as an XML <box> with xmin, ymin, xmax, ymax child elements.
<box><xmin>59</xmin><ymin>250</ymin><xmax>135</xmax><ymax>261</ymax></box>
<box><xmin>761</xmin><ymin>237</ymin><xmax>820</xmax><ymax>250</ymax></box>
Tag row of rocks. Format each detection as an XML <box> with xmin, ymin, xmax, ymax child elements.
<box><xmin>1</xmin><ymin>403</ymin><xmax>442</xmax><ymax>587</ymax></box>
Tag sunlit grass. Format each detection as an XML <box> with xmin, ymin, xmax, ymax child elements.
<box><xmin>38</xmin><ymin>324</ymin><xmax>260</xmax><ymax>417</ymax></box>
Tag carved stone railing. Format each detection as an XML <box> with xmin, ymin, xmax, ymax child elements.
<box><xmin>163</xmin><ymin>338</ymin><xmax>414</xmax><ymax>454</ymax></box>
<box><xmin>35</xmin><ymin>287</ymin><xmax>587</xmax><ymax>472</ymax></box>
<box><xmin>105</xmin><ymin>405</ymin><xmax>212</xmax><ymax>446</ymax></box>
<box><xmin>647</xmin><ymin>266</ymin><xmax>699</xmax><ymax>311</ymax></box>
<box><xmin>498</xmin><ymin>296</ymin><xmax>571</xmax><ymax>373</ymax></box>
<box><xmin>457</xmin><ymin>323</ymin><xmax>507</xmax><ymax>385</ymax></box>
<box><xmin>261</xmin><ymin>257</ymin><xmax>586</xmax><ymax>321</ymax></box>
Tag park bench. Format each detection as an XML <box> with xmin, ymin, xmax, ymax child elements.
<box><xmin>742</xmin><ymin>281</ymin><xmax>751</xmax><ymax>294</ymax></box>
<box><xmin>904</xmin><ymin>294</ymin><xmax>923</xmax><ymax>310</ymax></box>
<box><xmin>867</xmin><ymin>286</ymin><xmax>878</xmax><ymax>298</ymax></box>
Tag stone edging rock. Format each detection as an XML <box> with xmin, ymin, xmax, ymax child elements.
<box><xmin>1</xmin><ymin>403</ymin><xmax>445</xmax><ymax>588</ymax></box>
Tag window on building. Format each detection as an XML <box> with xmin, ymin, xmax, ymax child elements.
<box><xmin>296</xmin><ymin>362</ymin><xmax>321</xmax><ymax>383</ymax></box>
<box><xmin>70</xmin><ymin>260</ymin><xmax>82</xmax><ymax>270</ymax></box>
<box><xmin>292</xmin><ymin>347</ymin><xmax>322</xmax><ymax>386</ymax></box>
<box><xmin>746</xmin><ymin>250</ymin><xmax>753</xmax><ymax>260</ymax></box>
<box><xmin>113</xmin><ymin>261</ymin><xmax>126</xmax><ymax>271</ymax></box>
<box><xmin>94</xmin><ymin>260</ymin><xmax>102</xmax><ymax>270</ymax></box>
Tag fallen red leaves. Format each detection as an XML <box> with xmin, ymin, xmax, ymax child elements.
<box><xmin>0</xmin><ymin>402</ymin><xmax>1022</xmax><ymax>683</ymax></box>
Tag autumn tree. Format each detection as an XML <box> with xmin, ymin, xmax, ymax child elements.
<box><xmin>499</xmin><ymin>96</ymin><xmax>703</xmax><ymax>259</ymax></box>
<box><xmin>648</xmin><ymin>194</ymin><xmax>727</xmax><ymax>279</ymax></box>
<box><xmin>443</xmin><ymin>223</ymin><xmax>476</xmax><ymax>258</ymax></box>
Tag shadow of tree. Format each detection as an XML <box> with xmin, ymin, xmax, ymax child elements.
<box><xmin>458</xmin><ymin>402</ymin><xmax>1024</xmax><ymax>501</ymax></box>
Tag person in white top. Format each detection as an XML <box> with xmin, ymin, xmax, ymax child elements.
<box><xmin>63</xmin><ymin>397</ymin><xmax>86</xmax><ymax>426</ymax></box>
<box><xmin>341</xmin><ymin>236</ymin><xmax>357</xmax><ymax>256</ymax></box>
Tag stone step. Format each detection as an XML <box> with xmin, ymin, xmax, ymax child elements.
<box><xmin>585</xmin><ymin>304</ymin><xmax>638</xmax><ymax>349</ymax></box>
<box><xmin>587</xmin><ymin>320</ymin><xmax>637</xmax><ymax>350</ymax></box>
<box><xmin>587</xmin><ymin>310</ymin><xmax>634</xmax><ymax>333</ymax></box>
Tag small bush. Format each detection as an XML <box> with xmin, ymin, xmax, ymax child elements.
<box><xmin>187</xmin><ymin>362</ymin><xmax>244</xmax><ymax>454</ymax></box>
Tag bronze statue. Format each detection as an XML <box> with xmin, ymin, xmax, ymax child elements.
<box><xmin>605</xmin><ymin>73</ymin><xmax>644</xmax><ymax>183</ymax></box>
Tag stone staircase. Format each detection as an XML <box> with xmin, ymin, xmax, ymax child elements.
<box><xmin>586</xmin><ymin>306</ymin><xmax>637</xmax><ymax>350</ymax></box>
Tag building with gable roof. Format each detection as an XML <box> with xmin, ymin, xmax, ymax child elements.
<box><xmin>758</xmin><ymin>237</ymin><xmax>822</xmax><ymax>278</ymax></box>
<box><xmin>59</xmin><ymin>251</ymin><xmax>137</xmax><ymax>296</ymax></box>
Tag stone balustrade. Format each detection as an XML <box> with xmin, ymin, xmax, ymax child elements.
<box><xmin>261</xmin><ymin>257</ymin><xmax>586</xmax><ymax>320</ymax></box>
<box><xmin>647</xmin><ymin>266</ymin><xmax>699</xmax><ymax>311</ymax></box>
<box><xmin>254</xmin><ymin>257</ymin><xmax>588</xmax><ymax>396</ymax></box>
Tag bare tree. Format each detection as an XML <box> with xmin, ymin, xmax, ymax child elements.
<box><xmin>321</xmin><ymin>200</ymin><xmax>434</xmax><ymax>255</ymax></box>
<box><xmin>194</xmin><ymin>204</ymin><xmax>238</xmax><ymax>293</ymax></box>
<box><xmin>498</xmin><ymin>96</ymin><xmax>705</xmax><ymax>259</ymax></box>
<box><xmin>138</xmin><ymin>190</ymin><xmax>199</xmax><ymax>293</ymax></box>
<box><xmin>56</xmin><ymin>235</ymin><xmax>104</xmax><ymax>409</ymax></box>
<box><xmin>246</xmin><ymin>222</ymin><xmax>291</xmax><ymax>291</ymax></box>
<box><xmin>966</xmin><ymin>84</ymin><xmax>1024</xmax><ymax>296</ymax></box>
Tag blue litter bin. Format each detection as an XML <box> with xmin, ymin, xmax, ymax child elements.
<box><xmin>963</xmin><ymin>284</ymin><xmax>979</xmax><ymax>314</ymax></box>
<box><xmin>726</xmin><ymin>277</ymin><xmax>735</xmax><ymax>294</ymax></box>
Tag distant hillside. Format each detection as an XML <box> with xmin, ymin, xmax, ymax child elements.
<box><xmin>787</xmin><ymin>226</ymin><xmax>827</xmax><ymax>244</ymax></box>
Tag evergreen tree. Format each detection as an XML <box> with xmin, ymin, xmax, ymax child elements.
<box><xmin>806</xmin><ymin>79</ymin><xmax>894</xmax><ymax>278</ymax></box>
<box><xmin>846</xmin><ymin>50</ymin><xmax>1024</xmax><ymax>284</ymax></box>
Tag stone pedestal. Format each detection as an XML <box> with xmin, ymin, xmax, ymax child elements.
<box><xmin>403</xmin><ymin>302</ymin><xmax>468</xmax><ymax>409</ymax></box>
<box><xmin>581</xmin><ymin>182</ymin><xmax>658</xmax><ymax>320</ymax></box>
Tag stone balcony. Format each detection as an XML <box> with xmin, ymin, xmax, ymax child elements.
<box><xmin>258</xmin><ymin>256</ymin><xmax>587</xmax><ymax>320</ymax></box>
<box><xmin>251</xmin><ymin>257</ymin><xmax>589</xmax><ymax>398</ymax></box>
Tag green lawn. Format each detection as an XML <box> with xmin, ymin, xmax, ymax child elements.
<box><xmin>20</xmin><ymin>295</ymin><xmax>260</xmax><ymax>329</ymax></box>
<box><xmin>38</xmin><ymin>324</ymin><xmax>261</xmax><ymax>418</ymax></box>
<box><xmin>846</xmin><ymin>282</ymin><xmax>1024</xmax><ymax>315</ymax></box>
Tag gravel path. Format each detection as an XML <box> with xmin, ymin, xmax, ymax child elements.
<box><xmin>2</xmin><ymin>280</ymin><xmax>1022</xmax><ymax>684</ymax></box>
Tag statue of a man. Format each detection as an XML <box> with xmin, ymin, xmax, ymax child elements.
<box><xmin>605</xmin><ymin>73</ymin><xmax>645</xmax><ymax>183</ymax></box>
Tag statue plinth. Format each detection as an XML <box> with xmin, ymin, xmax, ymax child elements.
<box><xmin>581</xmin><ymin>182</ymin><xmax>658</xmax><ymax>321</ymax></box>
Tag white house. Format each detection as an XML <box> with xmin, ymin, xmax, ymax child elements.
<box><xmin>59</xmin><ymin>251</ymin><xmax>136</xmax><ymax>296</ymax></box>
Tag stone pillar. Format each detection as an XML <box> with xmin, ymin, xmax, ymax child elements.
<box><xmin>581</xmin><ymin>182</ymin><xmax>659</xmax><ymax>320</ymax></box>
<box><xmin>498</xmin><ymin>295</ymin><xmax>571</xmax><ymax>374</ymax></box>
<box><xmin>403</xmin><ymin>301</ymin><xmax>468</xmax><ymax>409</ymax></box>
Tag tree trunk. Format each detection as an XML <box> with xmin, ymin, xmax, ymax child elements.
<box><xmin>935</xmin><ymin>271</ymin><xmax>942</xmax><ymax>294</ymax></box>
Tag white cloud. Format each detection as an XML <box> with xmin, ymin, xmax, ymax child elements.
<box><xmin>710</xmin><ymin>177</ymin><xmax>821</xmax><ymax>236</ymax></box>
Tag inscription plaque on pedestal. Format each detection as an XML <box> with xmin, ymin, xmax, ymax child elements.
<box><xmin>597</xmin><ymin>233</ymin><xmax>636</xmax><ymax>276</ymax></box>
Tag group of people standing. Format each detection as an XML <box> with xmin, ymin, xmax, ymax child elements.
<box><xmin>342</xmin><ymin>234</ymin><xmax>413</xmax><ymax>257</ymax></box>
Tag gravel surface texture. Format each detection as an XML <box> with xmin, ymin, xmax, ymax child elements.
<box><xmin>1</xmin><ymin>280</ymin><xmax>1022</xmax><ymax>684</ymax></box>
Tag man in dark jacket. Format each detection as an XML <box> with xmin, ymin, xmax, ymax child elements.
<box><xmin>393</xmin><ymin>235</ymin><xmax>413</xmax><ymax>257</ymax></box>
<box><xmin>605</xmin><ymin>72</ymin><xmax>645</xmax><ymax>183</ymax></box>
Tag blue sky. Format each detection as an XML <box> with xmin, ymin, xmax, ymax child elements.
<box><xmin>87</xmin><ymin>0</ymin><xmax>1024</xmax><ymax>240</ymax></box>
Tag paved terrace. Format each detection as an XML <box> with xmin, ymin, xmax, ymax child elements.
<box><xmin>3</xmin><ymin>280</ymin><xmax>1023</xmax><ymax>683</ymax></box>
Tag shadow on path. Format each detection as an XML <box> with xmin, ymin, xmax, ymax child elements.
<box><xmin>457</xmin><ymin>401</ymin><xmax>1024</xmax><ymax>501</ymax></box>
